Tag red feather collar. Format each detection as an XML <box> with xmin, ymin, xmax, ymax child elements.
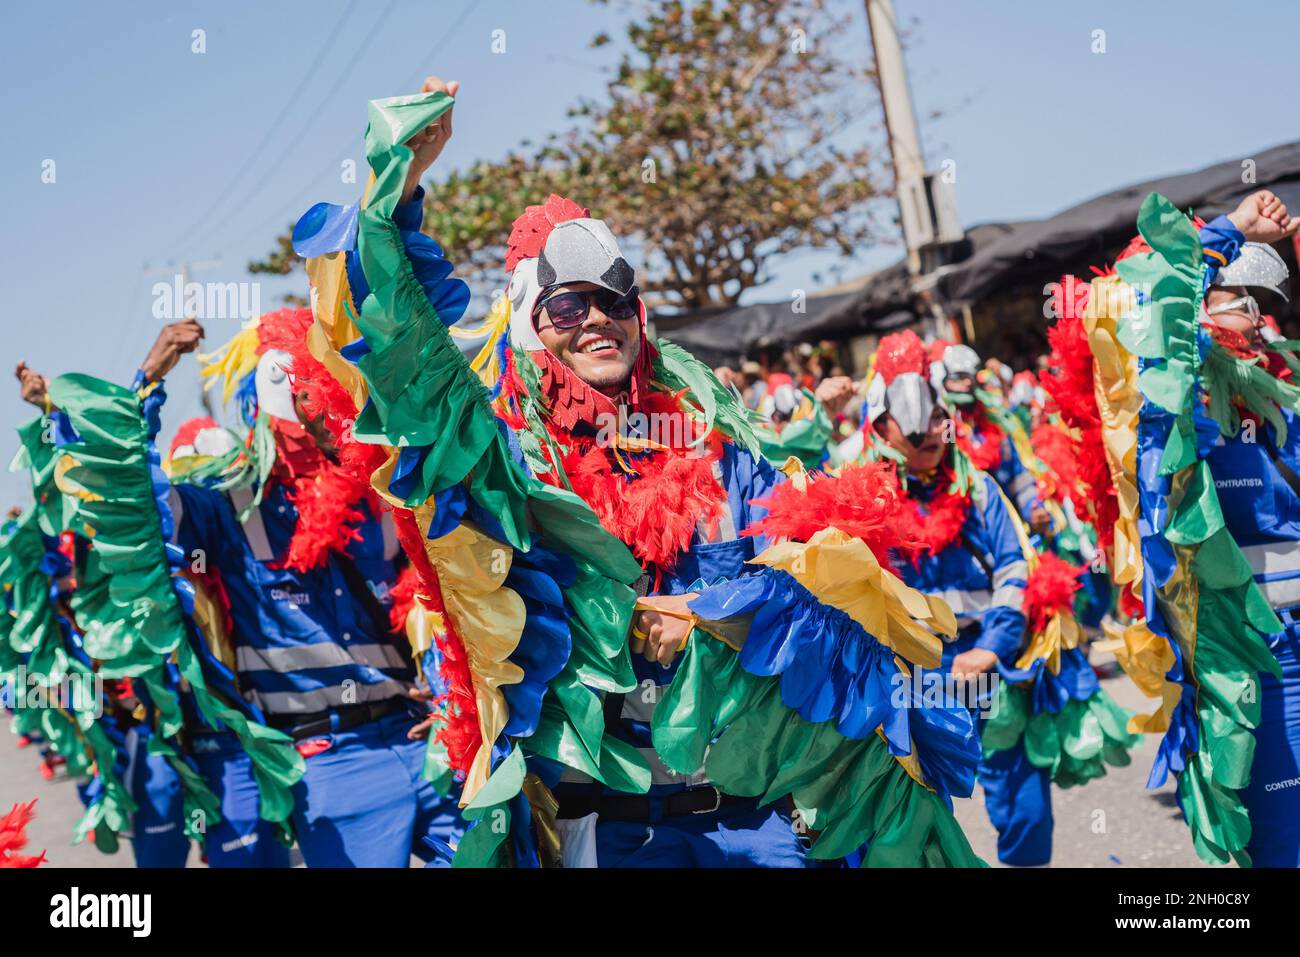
<box><xmin>505</xmin><ymin>346</ymin><xmax>728</xmax><ymax>572</ymax></box>
<box><xmin>955</xmin><ymin>405</ymin><xmax>1003</xmax><ymax>473</ymax></box>
<box><xmin>896</xmin><ymin>468</ymin><xmax>972</xmax><ymax>559</ymax></box>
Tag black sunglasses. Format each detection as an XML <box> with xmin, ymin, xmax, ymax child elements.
<box><xmin>533</xmin><ymin>285</ymin><xmax>640</xmax><ymax>330</ymax></box>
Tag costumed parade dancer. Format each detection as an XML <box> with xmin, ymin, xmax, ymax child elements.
<box><xmin>930</xmin><ymin>340</ymin><xmax>1051</xmax><ymax>535</ymax></box>
<box><xmin>1067</xmin><ymin>189</ymin><xmax>1300</xmax><ymax>866</ymax></box>
<box><xmin>287</xmin><ymin>75</ymin><xmax>986</xmax><ymax>867</ymax></box>
<box><xmin>17</xmin><ymin>306</ymin><xmax>464</xmax><ymax>867</ymax></box>
<box><xmin>838</xmin><ymin>329</ymin><xmax>1137</xmax><ymax>865</ymax></box>
<box><xmin>5</xmin><ymin>367</ymin><xmax>137</xmax><ymax>860</ymax></box>
<box><xmin>753</xmin><ymin>372</ymin><xmax>854</xmax><ymax>471</ymax></box>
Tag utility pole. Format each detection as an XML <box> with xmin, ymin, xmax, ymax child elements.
<box><xmin>864</xmin><ymin>0</ymin><xmax>962</xmax><ymax>277</ymax></box>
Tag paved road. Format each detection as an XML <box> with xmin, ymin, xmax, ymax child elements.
<box><xmin>952</xmin><ymin>661</ymin><xmax>1211</xmax><ymax>868</ymax></box>
<box><xmin>5</xmin><ymin>657</ymin><xmax>1213</xmax><ymax>868</ymax></box>
<box><xmin>0</xmin><ymin>722</ymin><xmax>165</xmax><ymax>868</ymax></box>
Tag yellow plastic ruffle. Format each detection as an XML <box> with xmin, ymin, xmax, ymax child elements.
<box><xmin>748</xmin><ymin>526</ymin><xmax>955</xmax><ymax>669</ymax></box>
<box><xmin>1084</xmin><ymin>274</ymin><xmax>1144</xmax><ymax>599</ymax></box>
<box><xmin>1094</xmin><ymin>618</ymin><xmax>1178</xmax><ymax>733</ymax></box>
<box><xmin>198</xmin><ymin>319</ymin><xmax>263</xmax><ymax>406</ymax></box>
<box><xmin>370</xmin><ymin>452</ymin><xmax>528</xmax><ymax>804</ymax></box>
<box><xmin>450</xmin><ymin>293</ymin><xmax>512</xmax><ymax>390</ymax></box>
<box><xmin>305</xmin><ymin>241</ymin><xmax>527</xmax><ymax>806</ymax></box>
<box><xmin>304</xmin><ymin>251</ymin><xmax>369</xmax><ymax>413</ymax></box>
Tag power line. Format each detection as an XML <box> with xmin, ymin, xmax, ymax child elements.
<box><xmin>167</xmin><ymin>1</ymin><xmax>360</xmax><ymax>253</ymax></box>
<box><xmin>190</xmin><ymin>0</ymin><xmax>399</xmax><ymax>250</ymax></box>
<box><xmin>230</xmin><ymin>0</ymin><xmax>478</xmax><ymax>265</ymax></box>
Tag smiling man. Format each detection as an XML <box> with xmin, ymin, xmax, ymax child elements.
<box><xmin>291</xmin><ymin>77</ymin><xmax>986</xmax><ymax>868</ymax></box>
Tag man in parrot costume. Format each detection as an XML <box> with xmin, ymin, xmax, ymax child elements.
<box><xmin>286</xmin><ymin>75</ymin><xmax>986</xmax><ymax>867</ymax></box>
<box><xmin>1054</xmin><ymin>187</ymin><xmax>1300</xmax><ymax>866</ymax></box>
<box><xmin>835</xmin><ymin>328</ymin><xmax>1138</xmax><ymax>865</ymax></box>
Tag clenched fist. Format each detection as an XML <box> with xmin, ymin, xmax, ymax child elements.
<box><xmin>1227</xmin><ymin>190</ymin><xmax>1298</xmax><ymax>244</ymax></box>
<box><xmin>140</xmin><ymin>319</ymin><xmax>206</xmax><ymax>383</ymax></box>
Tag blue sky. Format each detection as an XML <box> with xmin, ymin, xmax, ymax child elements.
<box><xmin>2</xmin><ymin>0</ymin><xmax>1297</xmax><ymax>505</ymax></box>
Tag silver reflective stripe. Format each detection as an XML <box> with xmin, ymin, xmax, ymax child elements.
<box><xmin>1009</xmin><ymin>471</ymin><xmax>1036</xmax><ymax>508</ymax></box>
<box><xmin>228</xmin><ymin>487</ymin><xmax>274</xmax><ymax>561</ymax></box>
<box><xmin>1240</xmin><ymin>542</ymin><xmax>1300</xmax><ymax>608</ymax></box>
<box><xmin>381</xmin><ymin>512</ymin><xmax>400</xmax><ymax>561</ymax></box>
<box><xmin>1260</xmin><ymin>578</ymin><xmax>1300</xmax><ymax>609</ymax></box>
<box><xmin>167</xmin><ymin>488</ymin><xmax>185</xmax><ymax>544</ymax></box>
<box><xmin>993</xmin><ymin>559</ymin><xmax>1028</xmax><ymax>589</ymax></box>
<box><xmin>991</xmin><ymin>584</ymin><xmax>1026</xmax><ymax>611</ymax></box>
<box><xmin>123</xmin><ymin>727</ymin><xmax>140</xmax><ymax>790</ymax></box>
<box><xmin>253</xmin><ymin>679</ymin><xmax>409</xmax><ymax>716</ymax></box>
<box><xmin>561</xmin><ymin>749</ymin><xmax>709</xmax><ymax>788</ymax></box>
<box><xmin>697</xmin><ymin>459</ymin><xmax>736</xmax><ymax>543</ymax></box>
<box><xmin>235</xmin><ymin>641</ymin><xmax>408</xmax><ymax>674</ymax></box>
<box><xmin>1008</xmin><ymin>470</ymin><xmax>1034</xmax><ymax>494</ymax></box>
<box><xmin>620</xmin><ymin>687</ymin><xmax>657</xmax><ymax>723</ymax></box>
<box><xmin>928</xmin><ymin>588</ymin><xmax>992</xmax><ymax>621</ymax></box>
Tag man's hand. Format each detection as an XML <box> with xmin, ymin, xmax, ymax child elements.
<box><xmin>1227</xmin><ymin>190</ymin><xmax>1298</xmax><ymax>244</ymax></box>
<box><xmin>951</xmin><ymin>648</ymin><xmax>999</xmax><ymax>680</ymax></box>
<box><xmin>1029</xmin><ymin>504</ymin><xmax>1052</xmax><ymax>537</ymax></box>
<box><xmin>630</xmin><ymin>592</ymin><xmax>700</xmax><ymax>667</ymax></box>
<box><xmin>406</xmin><ymin>686</ymin><xmax>437</xmax><ymax>741</ymax></box>
<box><xmin>140</xmin><ymin>319</ymin><xmax>205</xmax><ymax>383</ymax></box>
<box><xmin>814</xmin><ymin>375</ymin><xmax>856</xmax><ymax>417</ymax></box>
<box><xmin>401</xmin><ymin>76</ymin><xmax>460</xmax><ymax>203</ymax></box>
<box><xmin>15</xmin><ymin>362</ymin><xmax>51</xmax><ymax>410</ymax></box>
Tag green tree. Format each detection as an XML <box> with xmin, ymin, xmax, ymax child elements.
<box><xmin>252</xmin><ymin>0</ymin><xmax>881</xmax><ymax>310</ymax></box>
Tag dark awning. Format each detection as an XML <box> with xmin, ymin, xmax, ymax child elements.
<box><xmin>936</xmin><ymin>140</ymin><xmax>1300</xmax><ymax>303</ymax></box>
<box><xmin>653</xmin><ymin>289</ymin><xmax>863</xmax><ymax>366</ymax></box>
<box><xmin>658</xmin><ymin>140</ymin><xmax>1300</xmax><ymax>364</ymax></box>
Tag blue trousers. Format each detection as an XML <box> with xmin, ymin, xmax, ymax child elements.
<box><xmin>979</xmin><ymin>738</ymin><xmax>1053</xmax><ymax>866</ymax></box>
<box><xmin>591</xmin><ymin>801</ymin><xmax>809</xmax><ymax>867</ymax></box>
<box><xmin>290</xmin><ymin>711</ymin><xmax>465</xmax><ymax>867</ymax></box>
<box><xmin>939</xmin><ymin>653</ymin><xmax>1054</xmax><ymax>868</ymax></box>
<box><xmin>1245</xmin><ymin>635</ymin><xmax>1300</xmax><ymax>867</ymax></box>
<box><xmin>191</xmin><ymin>731</ymin><xmax>291</xmax><ymax>868</ymax></box>
<box><xmin>126</xmin><ymin>728</ymin><xmax>190</xmax><ymax>868</ymax></box>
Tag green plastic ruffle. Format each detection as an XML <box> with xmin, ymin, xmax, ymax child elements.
<box><xmin>982</xmin><ymin>680</ymin><xmax>1139</xmax><ymax>788</ymax></box>
<box><xmin>1117</xmin><ymin>192</ymin><xmax>1284</xmax><ymax>866</ymax></box>
<box><xmin>49</xmin><ymin>373</ymin><xmax>304</xmax><ymax>840</ymax></box>
<box><xmin>0</xmin><ymin>506</ymin><xmax>135</xmax><ymax>849</ymax></box>
<box><xmin>754</xmin><ymin>387</ymin><xmax>832</xmax><ymax>468</ymax></box>
<box><xmin>653</xmin><ymin>637</ymin><xmax>982</xmax><ymax>866</ymax></box>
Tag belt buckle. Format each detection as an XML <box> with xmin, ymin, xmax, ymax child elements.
<box><xmin>691</xmin><ymin>786</ymin><xmax>722</xmax><ymax>814</ymax></box>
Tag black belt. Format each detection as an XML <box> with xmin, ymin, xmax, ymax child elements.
<box><xmin>555</xmin><ymin>785</ymin><xmax>754</xmax><ymax>821</ymax></box>
<box><xmin>267</xmin><ymin>696</ymin><xmax>412</xmax><ymax>741</ymax></box>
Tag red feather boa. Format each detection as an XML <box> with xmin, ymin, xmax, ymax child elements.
<box><xmin>746</xmin><ymin>461</ymin><xmax>908</xmax><ymax>566</ymax></box>
<box><xmin>1030</xmin><ymin>421</ymin><xmax>1081</xmax><ymax>507</ymax></box>
<box><xmin>955</xmin><ymin>405</ymin><xmax>1003</xmax><ymax>472</ymax></box>
<box><xmin>895</xmin><ymin>473</ymin><xmax>972</xmax><ymax>559</ymax></box>
<box><xmin>746</xmin><ymin>460</ymin><xmax>971</xmax><ymax>565</ymax></box>
<box><xmin>0</xmin><ymin>800</ymin><xmax>45</xmax><ymax>868</ymax></box>
<box><xmin>1038</xmin><ymin>275</ymin><xmax>1119</xmax><ymax>552</ymax></box>
<box><xmin>1023</xmin><ymin>551</ymin><xmax>1084</xmax><ymax>635</ymax></box>
<box><xmin>257</xmin><ymin>307</ymin><xmax>386</xmax><ymax>572</ymax></box>
<box><xmin>501</xmin><ymin>349</ymin><xmax>728</xmax><ymax>572</ymax></box>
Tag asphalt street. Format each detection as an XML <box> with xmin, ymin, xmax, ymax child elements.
<box><xmin>3</xmin><ymin>656</ymin><xmax>1211</xmax><ymax>869</ymax></box>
